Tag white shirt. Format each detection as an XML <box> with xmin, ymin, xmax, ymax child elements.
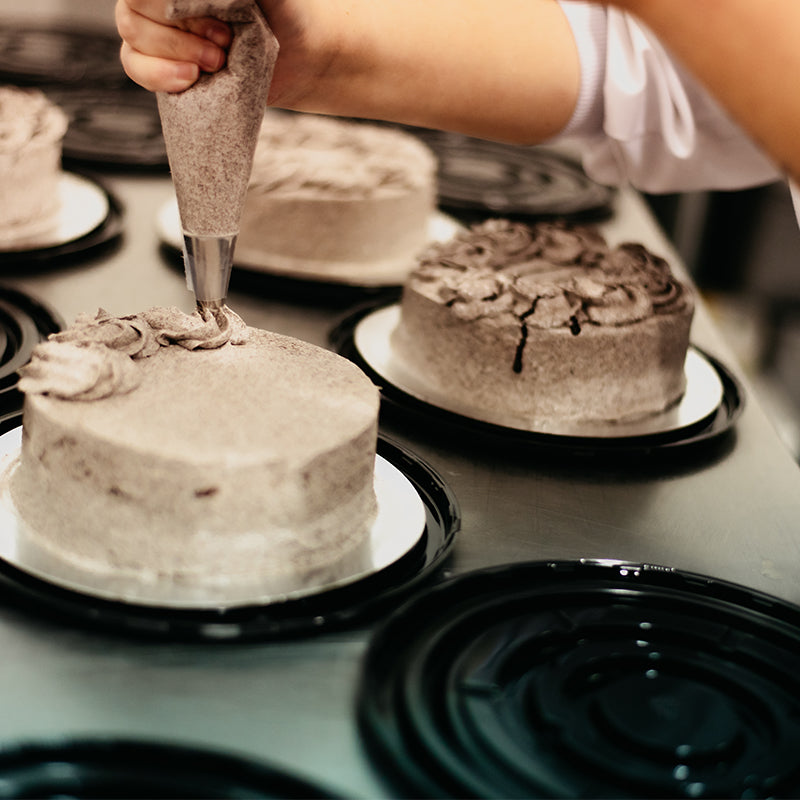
<box><xmin>555</xmin><ymin>3</ymin><xmax>786</xmax><ymax>196</ymax></box>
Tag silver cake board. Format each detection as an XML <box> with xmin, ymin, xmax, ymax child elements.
<box><xmin>0</xmin><ymin>429</ymin><xmax>459</xmax><ymax>641</ymax></box>
<box><xmin>329</xmin><ymin>302</ymin><xmax>744</xmax><ymax>458</ymax></box>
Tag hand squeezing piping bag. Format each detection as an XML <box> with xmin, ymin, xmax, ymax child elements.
<box><xmin>156</xmin><ymin>0</ymin><xmax>278</xmax><ymax>320</ymax></box>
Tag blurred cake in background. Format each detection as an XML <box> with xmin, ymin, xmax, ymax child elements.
<box><xmin>236</xmin><ymin>111</ymin><xmax>438</xmax><ymax>280</ymax></box>
<box><xmin>0</xmin><ymin>85</ymin><xmax>68</xmax><ymax>248</ymax></box>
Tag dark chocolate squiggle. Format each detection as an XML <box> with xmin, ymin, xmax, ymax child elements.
<box><xmin>411</xmin><ymin>219</ymin><xmax>694</xmax><ymax>373</ymax></box>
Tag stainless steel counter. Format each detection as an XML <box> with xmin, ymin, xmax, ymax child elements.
<box><xmin>1</xmin><ymin>160</ymin><xmax>800</xmax><ymax>796</ymax></box>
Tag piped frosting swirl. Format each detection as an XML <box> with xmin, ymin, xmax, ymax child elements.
<box><xmin>412</xmin><ymin>219</ymin><xmax>692</xmax><ymax>329</ymax></box>
<box><xmin>18</xmin><ymin>306</ymin><xmax>248</xmax><ymax>401</ymax></box>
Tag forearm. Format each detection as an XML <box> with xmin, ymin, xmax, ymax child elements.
<box><xmin>270</xmin><ymin>0</ymin><xmax>580</xmax><ymax>145</ymax></box>
<box><xmin>615</xmin><ymin>0</ymin><xmax>800</xmax><ymax>181</ymax></box>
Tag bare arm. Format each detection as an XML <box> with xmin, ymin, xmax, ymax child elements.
<box><xmin>116</xmin><ymin>0</ymin><xmax>581</xmax><ymax>145</ymax></box>
<box><xmin>612</xmin><ymin>0</ymin><xmax>800</xmax><ymax>182</ymax></box>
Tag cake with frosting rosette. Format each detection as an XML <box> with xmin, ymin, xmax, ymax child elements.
<box><xmin>391</xmin><ymin>219</ymin><xmax>695</xmax><ymax>427</ymax></box>
<box><xmin>236</xmin><ymin>111</ymin><xmax>437</xmax><ymax>278</ymax></box>
<box><xmin>0</xmin><ymin>86</ymin><xmax>68</xmax><ymax>248</ymax></box>
<box><xmin>11</xmin><ymin>307</ymin><xmax>380</xmax><ymax>595</ymax></box>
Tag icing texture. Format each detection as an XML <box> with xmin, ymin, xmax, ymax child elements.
<box><xmin>393</xmin><ymin>218</ymin><xmax>695</xmax><ymax>425</ymax></box>
<box><xmin>249</xmin><ymin>112</ymin><xmax>437</xmax><ymax>199</ymax></box>
<box><xmin>0</xmin><ymin>85</ymin><xmax>67</xmax><ymax>153</ymax></box>
<box><xmin>0</xmin><ymin>86</ymin><xmax>68</xmax><ymax>246</ymax></box>
<box><xmin>12</xmin><ymin>322</ymin><xmax>380</xmax><ymax>595</ymax></box>
<box><xmin>18</xmin><ymin>306</ymin><xmax>248</xmax><ymax>400</ymax></box>
<box><xmin>412</xmin><ymin>219</ymin><xmax>692</xmax><ymax>329</ymax></box>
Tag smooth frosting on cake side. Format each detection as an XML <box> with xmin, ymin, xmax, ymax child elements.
<box><xmin>237</xmin><ymin>111</ymin><xmax>437</xmax><ymax>271</ymax></box>
<box><xmin>0</xmin><ymin>86</ymin><xmax>68</xmax><ymax>247</ymax></box>
<box><xmin>12</xmin><ymin>307</ymin><xmax>380</xmax><ymax>592</ymax></box>
<box><xmin>391</xmin><ymin>219</ymin><xmax>695</xmax><ymax>426</ymax></box>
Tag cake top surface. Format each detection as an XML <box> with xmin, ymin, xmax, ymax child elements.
<box><xmin>0</xmin><ymin>85</ymin><xmax>68</xmax><ymax>153</ymax></box>
<box><xmin>409</xmin><ymin>219</ymin><xmax>693</xmax><ymax>328</ymax></box>
<box><xmin>18</xmin><ymin>307</ymin><xmax>379</xmax><ymax>463</ymax></box>
<box><xmin>248</xmin><ymin>111</ymin><xmax>437</xmax><ymax>198</ymax></box>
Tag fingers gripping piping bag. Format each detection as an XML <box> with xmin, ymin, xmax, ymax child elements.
<box><xmin>156</xmin><ymin>0</ymin><xmax>278</xmax><ymax>320</ymax></box>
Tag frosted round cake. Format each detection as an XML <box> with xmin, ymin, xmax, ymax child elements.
<box><xmin>11</xmin><ymin>307</ymin><xmax>380</xmax><ymax>595</ymax></box>
<box><xmin>0</xmin><ymin>85</ymin><xmax>68</xmax><ymax>248</ymax></box>
<box><xmin>236</xmin><ymin>111</ymin><xmax>438</xmax><ymax>277</ymax></box>
<box><xmin>391</xmin><ymin>219</ymin><xmax>695</xmax><ymax>427</ymax></box>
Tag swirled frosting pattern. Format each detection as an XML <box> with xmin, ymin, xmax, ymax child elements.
<box><xmin>249</xmin><ymin>111</ymin><xmax>436</xmax><ymax>198</ymax></box>
<box><xmin>412</xmin><ymin>219</ymin><xmax>692</xmax><ymax>329</ymax></box>
<box><xmin>0</xmin><ymin>85</ymin><xmax>68</xmax><ymax>153</ymax></box>
<box><xmin>18</xmin><ymin>306</ymin><xmax>248</xmax><ymax>401</ymax></box>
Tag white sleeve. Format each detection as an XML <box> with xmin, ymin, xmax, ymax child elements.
<box><xmin>791</xmin><ymin>182</ymin><xmax>800</xmax><ymax>226</ymax></box>
<box><xmin>555</xmin><ymin>2</ymin><xmax>783</xmax><ymax>193</ymax></box>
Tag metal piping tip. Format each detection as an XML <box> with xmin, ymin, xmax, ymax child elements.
<box><xmin>196</xmin><ymin>297</ymin><xmax>228</xmax><ymax>325</ymax></box>
<box><xmin>182</xmin><ymin>232</ymin><xmax>237</xmax><ymax>306</ymax></box>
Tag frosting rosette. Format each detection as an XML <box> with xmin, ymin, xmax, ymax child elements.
<box><xmin>18</xmin><ymin>306</ymin><xmax>249</xmax><ymax>400</ymax></box>
<box><xmin>602</xmin><ymin>243</ymin><xmax>689</xmax><ymax>314</ymax></box>
<box><xmin>412</xmin><ymin>219</ymin><xmax>692</xmax><ymax>330</ymax></box>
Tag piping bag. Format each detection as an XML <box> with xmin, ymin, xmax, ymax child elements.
<box><xmin>156</xmin><ymin>0</ymin><xmax>278</xmax><ymax>322</ymax></box>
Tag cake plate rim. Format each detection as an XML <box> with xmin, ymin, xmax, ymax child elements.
<box><xmin>156</xmin><ymin>196</ymin><xmax>464</xmax><ymax>287</ymax></box>
<box><xmin>0</xmin><ymin>431</ymin><xmax>426</xmax><ymax>608</ymax></box>
<box><xmin>0</xmin><ymin>172</ymin><xmax>109</xmax><ymax>253</ymax></box>
<box><xmin>0</xmin><ymin>172</ymin><xmax>123</xmax><ymax>270</ymax></box>
<box><xmin>0</xmin><ymin>425</ymin><xmax>459</xmax><ymax>641</ymax></box>
<box><xmin>332</xmin><ymin>301</ymin><xmax>745</xmax><ymax>454</ymax></box>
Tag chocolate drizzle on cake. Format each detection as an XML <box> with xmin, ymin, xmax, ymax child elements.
<box><xmin>413</xmin><ymin>219</ymin><xmax>691</xmax><ymax>374</ymax></box>
<box><xmin>394</xmin><ymin>219</ymin><xmax>695</xmax><ymax>425</ymax></box>
<box><xmin>513</xmin><ymin>303</ymin><xmax>538</xmax><ymax>374</ymax></box>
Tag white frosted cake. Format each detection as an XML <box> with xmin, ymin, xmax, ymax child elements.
<box><xmin>236</xmin><ymin>111</ymin><xmax>438</xmax><ymax>278</ymax></box>
<box><xmin>0</xmin><ymin>86</ymin><xmax>68</xmax><ymax>248</ymax></box>
<box><xmin>11</xmin><ymin>307</ymin><xmax>380</xmax><ymax>595</ymax></box>
<box><xmin>391</xmin><ymin>219</ymin><xmax>695</xmax><ymax>426</ymax></box>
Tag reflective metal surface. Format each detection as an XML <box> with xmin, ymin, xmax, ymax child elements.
<box><xmin>1</xmin><ymin>165</ymin><xmax>798</xmax><ymax>797</ymax></box>
<box><xmin>1</xmin><ymin>8</ymin><xmax>800</xmax><ymax>783</ymax></box>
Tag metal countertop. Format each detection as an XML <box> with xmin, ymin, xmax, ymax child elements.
<box><xmin>1</xmin><ymin>164</ymin><xmax>799</xmax><ymax>797</ymax></box>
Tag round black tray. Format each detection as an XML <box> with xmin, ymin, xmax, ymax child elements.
<box><xmin>161</xmin><ymin>242</ymin><xmax>403</xmax><ymax>310</ymax></box>
<box><xmin>0</xmin><ymin>174</ymin><xmax>123</xmax><ymax>272</ymax></box>
<box><xmin>47</xmin><ymin>86</ymin><xmax>168</xmax><ymax>170</ymax></box>
<box><xmin>0</xmin><ymin>286</ymin><xmax>64</xmax><ymax>417</ymax></box>
<box><xmin>358</xmin><ymin>559</ymin><xmax>800</xmax><ymax>798</ymax></box>
<box><xmin>330</xmin><ymin>303</ymin><xmax>744</xmax><ymax>460</ymax></box>
<box><xmin>0</xmin><ymin>738</ymin><xmax>340</xmax><ymax>798</ymax></box>
<box><xmin>0</xmin><ymin>25</ymin><xmax>130</xmax><ymax>88</ymax></box>
<box><xmin>0</xmin><ymin>427</ymin><xmax>459</xmax><ymax>642</ymax></box>
<box><xmin>403</xmin><ymin>128</ymin><xmax>614</xmax><ymax>221</ymax></box>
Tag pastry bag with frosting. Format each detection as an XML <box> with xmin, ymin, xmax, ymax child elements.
<box><xmin>156</xmin><ymin>0</ymin><xmax>279</xmax><ymax>316</ymax></box>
